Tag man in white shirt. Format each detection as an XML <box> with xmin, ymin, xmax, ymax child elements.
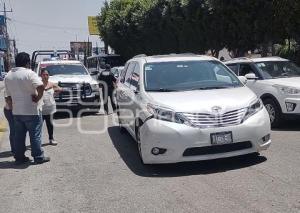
<box><xmin>5</xmin><ymin>52</ymin><xmax>50</xmax><ymax>164</ymax></box>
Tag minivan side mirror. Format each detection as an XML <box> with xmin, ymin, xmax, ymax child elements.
<box><xmin>245</xmin><ymin>73</ymin><xmax>259</xmax><ymax>80</ymax></box>
<box><xmin>238</xmin><ymin>76</ymin><xmax>247</xmax><ymax>84</ymax></box>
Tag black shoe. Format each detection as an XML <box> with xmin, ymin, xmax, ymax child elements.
<box><xmin>34</xmin><ymin>157</ymin><xmax>50</xmax><ymax>164</ymax></box>
<box><xmin>15</xmin><ymin>157</ymin><xmax>30</xmax><ymax>164</ymax></box>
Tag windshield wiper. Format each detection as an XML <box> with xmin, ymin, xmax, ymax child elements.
<box><xmin>146</xmin><ymin>88</ymin><xmax>178</xmax><ymax>92</ymax></box>
<box><xmin>189</xmin><ymin>86</ymin><xmax>231</xmax><ymax>90</ymax></box>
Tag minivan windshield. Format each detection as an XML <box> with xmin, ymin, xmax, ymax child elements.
<box><xmin>40</xmin><ymin>64</ymin><xmax>88</xmax><ymax>76</ymax></box>
<box><xmin>255</xmin><ymin>61</ymin><xmax>300</xmax><ymax>79</ymax></box>
<box><xmin>144</xmin><ymin>60</ymin><xmax>242</xmax><ymax>92</ymax></box>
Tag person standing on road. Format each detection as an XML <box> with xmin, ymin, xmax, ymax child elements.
<box><xmin>41</xmin><ymin>68</ymin><xmax>62</xmax><ymax>145</ymax></box>
<box><xmin>4</xmin><ymin>52</ymin><xmax>50</xmax><ymax>164</ymax></box>
<box><xmin>98</xmin><ymin>64</ymin><xmax>117</xmax><ymax>115</ymax></box>
<box><xmin>3</xmin><ymin>89</ymin><xmax>15</xmax><ymax>154</ymax></box>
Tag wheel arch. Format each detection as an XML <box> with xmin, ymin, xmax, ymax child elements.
<box><xmin>260</xmin><ymin>93</ymin><xmax>282</xmax><ymax>113</ymax></box>
<box><xmin>135</xmin><ymin>118</ymin><xmax>144</xmax><ymax>135</ymax></box>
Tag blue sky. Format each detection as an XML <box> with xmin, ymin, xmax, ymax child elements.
<box><xmin>5</xmin><ymin>0</ymin><xmax>105</xmax><ymax>54</ymax></box>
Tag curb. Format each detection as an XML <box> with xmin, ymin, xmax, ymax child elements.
<box><xmin>0</xmin><ymin>120</ymin><xmax>7</xmax><ymax>142</ymax></box>
<box><xmin>0</xmin><ymin>119</ymin><xmax>7</xmax><ymax>132</ymax></box>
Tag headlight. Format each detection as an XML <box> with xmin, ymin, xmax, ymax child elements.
<box><xmin>147</xmin><ymin>104</ymin><xmax>191</xmax><ymax>125</ymax></box>
<box><xmin>273</xmin><ymin>85</ymin><xmax>300</xmax><ymax>95</ymax></box>
<box><xmin>243</xmin><ymin>99</ymin><xmax>263</xmax><ymax>121</ymax></box>
<box><xmin>90</xmin><ymin>84</ymin><xmax>99</xmax><ymax>91</ymax></box>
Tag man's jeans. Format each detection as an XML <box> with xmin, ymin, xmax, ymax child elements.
<box><xmin>13</xmin><ymin>113</ymin><xmax>44</xmax><ymax>160</ymax></box>
<box><xmin>3</xmin><ymin>108</ymin><xmax>15</xmax><ymax>154</ymax></box>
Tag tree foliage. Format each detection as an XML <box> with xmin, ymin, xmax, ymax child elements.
<box><xmin>98</xmin><ymin>0</ymin><xmax>300</xmax><ymax>60</ymax></box>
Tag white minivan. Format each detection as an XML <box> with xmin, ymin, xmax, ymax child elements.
<box><xmin>116</xmin><ymin>54</ymin><xmax>271</xmax><ymax>164</ymax></box>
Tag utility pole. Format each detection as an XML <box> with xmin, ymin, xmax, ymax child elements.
<box><xmin>0</xmin><ymin>3</ymin><xmax>13</xmax><ymax>71</ymax></box>
<box><xmin>13</xmin><ymin>39</ymin><xmax>17</xmax><ymax>55</ymax></box>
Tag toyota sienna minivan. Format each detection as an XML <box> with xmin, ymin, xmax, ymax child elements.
<box><xmin>116</xmin><ymin>54</ymin><xmax>271</xmax><ymax>164</ymax></box>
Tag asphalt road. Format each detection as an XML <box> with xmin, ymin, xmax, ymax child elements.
<box><xmin>0</xmin><ymin>88</ymin><xmax>299</xmax><ymax>212</ymax></box>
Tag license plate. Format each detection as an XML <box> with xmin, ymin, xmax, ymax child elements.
<box><xmin>211</xmin><ymin>132</ymin><xmax>233</xmax><ymax>145</ymax></box>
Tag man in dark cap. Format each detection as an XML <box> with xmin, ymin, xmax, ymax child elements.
<box><xmin>98</xmin><ymin>64</ymin><xmax>117</xmax><ymax>115</ymax></box>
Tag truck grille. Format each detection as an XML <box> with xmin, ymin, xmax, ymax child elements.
<box><xmin>182</xmin><ymin>108</ymin><xmax>247</xmax><ymax>128</ymax></box>
<box><xmin>56</xmin><ymin>83</ymin><xmax>92</xmax><ymax>100</ymax></box>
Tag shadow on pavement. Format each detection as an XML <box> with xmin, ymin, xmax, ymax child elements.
<box><xmin>0</xmin><ymin>151</ymin><xmax>13</xmax><ymax>158</ymax></box>
<box><xmin>0</xmin><ymin>160</ymin><xmax>31</xmax><ymax>169</ymax></box>
<box><xmin>0</xmin><ymin>144</ymin><xmax>49</xmax><ymax>159</ymax></box>
<box><xmin>54</xmin><ymin>110</ymin><xmax>103</xmax><ymax>120</ymax></box>
<box><xmin>273</xmin><ymin>120</ymin><xmax>300</xmax><ymax>131</ymax></box>
<box><xmin>108</xmin><ymin>126</ymin><xmax>267</xmax><ymax>178</ymax></box>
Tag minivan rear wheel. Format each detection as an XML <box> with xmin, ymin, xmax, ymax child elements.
<box><xmin>263</xmin><ymin>98</ymin><xmax>282</xmax><ymax>128</ymax></box>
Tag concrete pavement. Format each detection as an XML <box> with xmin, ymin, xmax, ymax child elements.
<box><xmin>0</xmin><ymin>93</ymin><xmax>299</xmax><ymax>212</ymax></box>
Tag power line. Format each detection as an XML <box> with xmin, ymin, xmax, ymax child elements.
<box><xmin>10</xmin><ymin>18</ymin><xmax>87</xmax><ymax>31</ymax></box>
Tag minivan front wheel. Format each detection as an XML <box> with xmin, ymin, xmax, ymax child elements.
<box><xmin>136</xmin><ymin>126</ymin><xmax>146</xmax><ymax>165</ymax></box>
<box><xmin>263</xmin><ymin>98</ymin><xmax>282</xmax><ymax>128</ymax></box>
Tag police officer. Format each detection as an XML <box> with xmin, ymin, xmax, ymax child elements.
<box><xmin>98</xmin><ymin>64</ymin><xmax>117</xmax><ymax>115</ymax></box>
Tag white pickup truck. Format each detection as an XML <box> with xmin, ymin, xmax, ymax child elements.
<box><xmin>36</xmin><ymin>59</ymin><xmax>100</xmax><ymax>111</ymax></box>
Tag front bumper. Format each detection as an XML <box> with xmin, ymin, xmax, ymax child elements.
<box><xmin>140</xmin><ymin>108</ymin><xmax>271</xmax><ymax>164</ymax></box>
<box><xmin>55</xmin><ymin>93</ymin><xmax>100</xmax><ymax>109</ymax></box>
<box><xmin>281</xmin><ymin>97</ymin><xmax>300</xmax><ymax>115</ymax></box>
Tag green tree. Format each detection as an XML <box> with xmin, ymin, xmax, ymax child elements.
<box><xmin>98</xmin><ymin>0</ymin><xmax>299</xmax><ymax>60</ymax></box>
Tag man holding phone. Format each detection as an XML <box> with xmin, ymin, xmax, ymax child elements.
<box><xmin>4</xmin><ymin>52</ymin><xmax>50</xmax><ymax>164</ymax></box>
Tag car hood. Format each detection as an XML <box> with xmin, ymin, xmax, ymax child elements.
<box><xmin>49</xmin><ymin>75</ymin><xmax>97</xmax><ymax>84</ymax></box>
<box><xmin>146</xmin><ymin>86</ymin><xmax>257</xmax><ymax>113</ymax></box>
<box><xmin>264</xmin><ymin>77</ymin><xmax>300</xmax><ymax>88</ymax></box>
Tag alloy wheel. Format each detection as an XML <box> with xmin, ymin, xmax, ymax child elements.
<box><xmin>265</xmin><ymin>103</ymin><xmax>276</xmax><ymax>124</ymax></box>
